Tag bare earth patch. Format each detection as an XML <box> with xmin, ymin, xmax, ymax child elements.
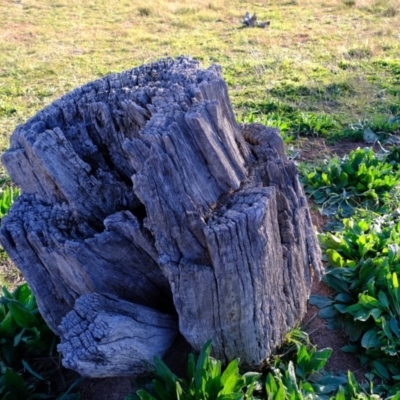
<box><xmin>295</xmin><ymin>137</ymin><xmax>375</xmax><ymax>163</ymax></box>
<box><xmin>303</xmin><ymin>194</ymin><xmax>368</xmax><ymax>383</ymax></box>
<box><xmin>302</xmin><ymin>280</ymin><xmax>367</xmax><ymax>382</ymax></box>
<box><xmin>0</xmin><ymin>256</ymin><xmax>24</xmax><ymax>289</ymax></box>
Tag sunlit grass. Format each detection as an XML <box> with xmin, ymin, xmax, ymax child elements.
<box><xmin>1</xmin><ymin>0</ymin><xmax>400</xmax><ymax>282</ymax></box>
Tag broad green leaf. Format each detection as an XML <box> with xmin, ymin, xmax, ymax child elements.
<box><xmin>358</xmin><ymin>293</ymin><xmax>382</xmax><ymax>309</ymax></box>
<box><xmin>370</xmin><ymin>308</ymin><xmax>383</xmax><ymax>320</ymax></box>
<box><xmin>285</xmin><ymin>361</ymin><xmax>300</xmax><ymax>396</ymax></box>
<box><xmin>187</xmin><ymin>353</ymin><xmax>195</xmax><ymax>380</ymax></box>
<box><xmin>322</xmin><ymin>274</ymin><xmax>350</xmax><ymax>294</ymax></box>
<box><xmin>299</xmin><ymin>381</ymin><xmax>315</xmax><ymax>395</ymax></box>
<box><xmin>175</xmin><ymin>381</ymin><xmax>183</xmax><ymax>400</ymax></box>
<box><xmin>153</xmin><ymin>357</ymin><xmax>178</xmax><ymax>394</ymax></box>
<box><xmin>373</xmin><ymin>360</ymin><xmax>390</xmax><ymax>380</ymax></box>
<box><xmin>334</xmin><ymin>303</ymin><xmax>348</xmax><ymax>314</ymax></box>
<box><xmin>13</xmin><ymin>327</ymin><xmax>25</xmax><ymax>347</ymax></box>
<box><xmin>206</xmin><ymin>375</ymin><xmax>222</xmax><ymax>399</ymax></box>
<box><xmin>321</xmin><ymin>172</ymin><xmax>330</xmax><ymax>185</ymax></box>
<box><xmin>2</xmin><ymin>286</ymin><xmax>13</xmax><ymax>300</ymax></box>
<box><xmin>341</xmin><ymin>343</ymin><xmax>359</xmax><ymax>353</ymax></box>
<box><xmin>265</xmin><ymin>373</ymin><xmax>278</xmax><ymax>398</ymax></box>
<box><xmin>195</xmin><ymin>340</ymin><xmax>212</xmax><ymax>392</ymax></box>
<box><xmin>296</xmin><ymin>344</ymin><xmax>310</xmax><ymax>366</ymax></box>
<box><xmin>333</xmin><ymin>386</ymin><xmax>346</xmax><ymax>400</ymax></box>
<box><xmin>347</xmin><ymin>371</ymin><xmax>359</xmax><ymax>392</ymax></box>
<box><xmin>346</xmin><ymin>304</ymin><xmax>371</xmax><ymax>321</ymax></box>
<box><xmin>326</xmin><ymin>249</ymin><xmax>345</xmax><ymax>267</ymax></box>
<box><xmin>273</xmin><ymin>383</ymin><xmax>286</xmax><ymax>400</ymax></box>
<box><xmin>361</xmin><ymin>329</ymin><xmax>381</xmax><ymax>350</ymax></box>
<box><xmin>220</xmin><ymin>373</ymin><xmax>242</xmax><ymax>395</ymax></box>
<box><xmin>308</xmin><ymin>295</ymin><xmax>333</xmax><ymax>309</ymax></box>
<box><xmin>0</xmin><ymin>311</ymin><xmax>16</xmax><ymax>337</ymax></box>
<box><xmin>8</xmin><ymin>302</ymin><xmax>39</xmax><ymax>329</ymax></box>
<box><xmin>136</xmin><ymin>390</ymin><xmax>158</xmax><ymax>400</ymax></box>
<box><xmin>382</xmin><ymin>317</ymin><xmax>393</xmax><ymax>340</ymax></box>
<box><xmin>393</xmin><ymin>272</ymin><xmax>399</xmax><ymax>289</ymax></box>
<box><xmin>221</xmin><ymin>359</ymin><xmax>239</xmax><ymax>386</ymax></box>
<box><xmin>2</xmin><ymin>368</ymin><xmax>29</xmax><ymax>400</ymax></box>
<box><xmin>334</xmin><ymin>293</ymin><xmax>353</xmax><ymax>303</ymax></box>
<box><xmin>378</xmin><ymin>291</ymin><xmax>390</xmax><ymax>309</ymax></box>
<box><xmin>318</xmin><ymin>305</ymin><xmax>337</xmax><ymax>319</ymax></box>
<box><xmin>343</xmin><ymin>319</ymin><xmax>364</xmax><ymax>342</ymax></box>
<box><xmin>217</xmin><ymin>394</ymin><xmax>243</xmax><ymax>400</ymax></box>
<box><xmin>319</xmin><ymin>232</ymin><xmax>342</xmax><ymax>248</ymax></box>
<box><xmin>13</xmin><ymin>284</ymin><xmax>32</xmax><ymax>307</ymax></box>
<box><xmin>153</xmin><ymin>379</ymin><xmax>175</xmax><ymax>400</ymax></box>
<box><xmin>210</xmin><ymin>358</ymin><xmax>222</xmax><ymax>379</ymax></box>
<box><xmin>310</xmin><ymin>348</ymin><xmax>332</xmax><ymax>373</ymax></box>
<box><xmin>390</xmin><ymin>317</ymin><xmax>400</xmax><ymax>337</ymax></box>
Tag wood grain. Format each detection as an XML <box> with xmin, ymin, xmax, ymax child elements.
<box><xmin>0</xmin><ymin>57</ymin><xmax>322</xmax><ymax>376</ymax></box>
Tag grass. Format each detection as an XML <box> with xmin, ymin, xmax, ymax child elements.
<box><xmin>1</xmin><ymin>0</ymin><xmax>400</xmax><ymax>155</ymax></box>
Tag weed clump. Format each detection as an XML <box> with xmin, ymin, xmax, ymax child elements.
<box><xmin>137</xmin><ymin>7</ymin><xmax>151</xmax><ymax>17</ymax></box>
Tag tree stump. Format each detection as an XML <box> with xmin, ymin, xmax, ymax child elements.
<box><xmin>0</xmin><ymin>57</ymin><xmax>323</xmax><ymax>377</ymax></box>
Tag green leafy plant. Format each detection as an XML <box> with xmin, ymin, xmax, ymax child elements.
<box><xmin>263</xmin><ymin>329</ymin><xmax>340</xmax><ymax>399</ymax></box>
<box><xmin>0</xmin><ymin>283</ymin><xmax>56</xmax><ymax>367</ymax></box>
<box><xmin>312</xmin><ymin>211</ymin><xmax>400</xmax><ymax>393</ymax></box>
<box><xmin>0</xmin><ymin>186</ymin><xmax>18</xmax><ymax>219</ymax></box>
<box><xmin>239</xmin><ymin>112</ymin><xmax>293</xmax><ymax>144</ymax></box>
<box><xmin>132</xmin><ymin>340</ymin><xmax>260</xmax><ymax>400</ymax></box>
<box><xmin>348</xmin><ymin>116</ymin><xmax>400</xmax><ymax>140</ymax></box>
<box><xmin>291</xmin><ymin>112</ymin><xmax>338</xmax><ymax>137</ymax></box>
<box><xmin>128</xmin><ymin>332</ymin><xmax>374</xmax><ymax>400</ymax></box>
<box><xmin>300</xmin><ymin>147</ymin><xmax>400</xmax><ymax>216</ymax></box>
<box><xmin>0</xmin><ymin>284</ymin><xmax>81</xmax><ymax>399</ymax></box>
<box><xmin>239</xmin><ymin>110</ymin><xmax>338</xmax><ymax>142</ymax></box>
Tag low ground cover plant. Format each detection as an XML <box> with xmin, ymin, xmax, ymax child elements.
<box><xmin>312</xmin><ymin>211</ymin><xmax>400</xmax><ymax>395</ymax></box>
<box><xmin>300</xmin><ymin>147</ymin><xmax>400</xmax><ymax>217</ymax></box>
<box><xmin>0</xmin><ymin>284</ymin><xmax>80</xmax><ymax>399</ymax></box>
<box><xmin>0</xmin><ymin>185</ymin><xmax>18</xmax><ymax>220</ymax></box>
<box><xmin>128</xmin><ymin>329</ymin><xmax>382</xmax><ymax>399</ymax></box>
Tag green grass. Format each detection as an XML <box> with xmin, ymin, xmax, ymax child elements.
<box><xmin>1</xmin><ymin>0</ymin><xmax>400</xmax><ymax>153</ymax></box>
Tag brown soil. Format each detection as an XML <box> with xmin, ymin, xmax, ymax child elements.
<box><xmin>0</xmin><ymin>256</ymin><xmax>24</xmax><ymax>289</ymax></box>
<box><xmin>301</xmin><ymin>205</ymin><xmax>367</xmax><ymax>382</ymax></box>
<box><xmin>302</xmin><ymin>280</ymin><xmax>367</xmax><ymax>381</ymax></box>
<box><xmin>297</xmin><ymin>138</ymin><xmax>369</xmax><ymax>382</ymax></box>
<box><xmin>295</xmin><ymin>136</ymin><xmax>376</xmax><ymax>163</ymax></box>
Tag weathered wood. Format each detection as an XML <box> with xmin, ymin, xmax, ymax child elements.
<box><xmin>58</xmin><ymin>293</ymin><xmax>178</xmax><ymax>377</ymax></box>
<box><xmin>0</xmin><ymin>57</ymin><xmax>323</xmax><ymax>377</ymax></box>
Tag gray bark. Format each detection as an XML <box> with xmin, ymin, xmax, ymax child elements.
<box><xmin>0</xmin><ymin>56</ymin><xmax>322</xmax><ymax>377</ymax></box>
